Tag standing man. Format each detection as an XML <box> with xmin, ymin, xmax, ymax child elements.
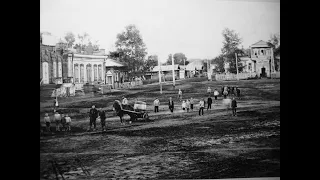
<box><xmin>178</xmin><ymin>89</ymin><xmax>182</xmax><ymax>101</ymax></box>
<box><xmin>98</xmin><ymin>108</ymin><xmax>107</xmax><ymax>131</ymax></box>
<box><xmin>231</xmin><ymin>97</ymin><xmax>237</xmax><ymax>116</ymax></box>
<box><xmin>89</xmin><ymin>105</ymin><xmax>98</xmax><ymax>131</ymax></box>
<box><xmin>199</xmin><ymin>98</ymin><xmax>205</xmax><ymax>116</ymax></box>
<box><xmin>154</xmin><ymin>98</ymin><xmax>160</xmax><ymax>113</ymax></box>
<box><xmin>54</xmin><ymin>111</ymin><xmax>61</xmax><ymax>132</ymax></box>
<box><xmin>190</xmin><ymin>97</ymin><xmax>194</xmax><ymax>111</ymax></box>
<box><xmin>54</xmin><ymin>97</ymin><xmax>59</xmax><ymax>112</ymax></box>
<box><xmin>168</xmin><ymin>97</ymin><xmax>174</xmax><ymax>113</ymax></box>
<box><xmin>207</xmin><ymin>96</ymin><xmax>212</xmax><ymax>110</ymax></box>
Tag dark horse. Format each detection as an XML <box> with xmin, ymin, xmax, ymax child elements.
<box><xmin>113</xmin><ymin>100</ymin><xmax>137</xmax><ymax>124</ymax></box>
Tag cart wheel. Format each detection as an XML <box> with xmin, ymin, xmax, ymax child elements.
<box><xmin>143</xmin><ymin>113</ymin><xmax>149</xmax><ymax>121</ymax></box>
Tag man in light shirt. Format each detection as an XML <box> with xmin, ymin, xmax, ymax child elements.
<box><xmin>199</xmin><ymin>98</ymin><xmax>205</xmax><ymax>116</ymax></box>
<box><xmin>122</xmin><ymin>96</ymin><xmax>128</xmax><ymax>109</ymax></box>
<box><xmin>154</xmin><ymin>98</ymin><xmax>160</xmax><ymax>113</ymax></box>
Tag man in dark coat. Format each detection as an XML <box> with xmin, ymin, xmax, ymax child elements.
<box><xmin>168</xmin><ymin>97</ymin><xmax>174</xmax><ymax>113</ymax></box>
<box><xmin>231</xmin><ymin>97</ymin><xmax>237</xmax><ymax>116</ymax></box>
<box><xmin>207</xmin><ymin>96</ymin><xmax>212</xmax><ymax>110</ymax></box>
<box><xmin>89</xmin><ymin>105</ymin><xmax>98</xmax><ymax>131</ymax></box>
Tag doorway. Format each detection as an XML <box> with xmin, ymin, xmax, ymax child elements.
<box><xmin>261</xmin><ymin>67</ymin><xmax>266</xmax><ymax>77</ymax></box>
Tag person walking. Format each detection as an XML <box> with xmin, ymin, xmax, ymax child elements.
<box><xmin>89</xmin><ymin>105</ymin><xmax>98</xmax><ymax>131</ymax></box>
<box><xmin>178</xmin><ymin>89</ymin><xmax>182</xmax><ymax>101</ymax></box>
<box><xmin>207</xmin><ymin>96</ymin><xmax>212</xmax><ymax>110</ymax></box>
<box><xmin>43</xmin><ymin>113</ymin><xmax>51</xmax><ymax>132</ymax></box>
<box><xmin>154</xmin><ymin>98</ymin><xmax>160</xmax><ymax>113</ymax></box>
<box><xmin>213</xmin><ymin>89</ymin><xmax>219</xmax><ymax>100</ymax></box>
<box><xmin>190</xmin><ymin>97</ymin><xmax>194</xmax><ymax>111</ymax></box>
<box><xmin>199</xmin><ymin>98</ymin><xmax>205</xmax><ymax>116</ymax></box>
<box><xmin>54</xmin><ymin>111</ymin><xmax>61</xmax><ymax>132</ymax></box>
<box><xmin>168</xmin><ymin>97</ymin><xmax>174</xmax><ymax>113</ymax></box>
<box><xmin>65</xmin><ymin>114</ymin><xmax>72</xmax><ymax>132</ymax></box>
<box><xmin>186</xmin><ymin>99</ymin><xmax>190</xmax><ymax>112</ymax></box>
<box><xmin>231</xmin><ymin>97</ymin><xmax>237</xmax><ymax>116</ymax></box>
<box><xmin>98</xmin><ymin>108</ymin><xmax>107</xmax><ymax>131</ymax></box>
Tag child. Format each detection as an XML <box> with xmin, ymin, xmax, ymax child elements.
<box><xmin>223</xmin><ymin>89</ymin><xmax>228</xmax><ymax>99</ymax></box>
<box><xmin>65</xmin><ymin>114</ymin><xmax>72</xmax><ymax>132</ymax></box>
<box><xmin>154</xmin><ymin>98</ymin><xmax>160</xmax><ymax>113</ymax></box>
<box><xmin>98</xmin><ymin>108</ymin><xmax>107</xmax><ymax>131</ymax></box>
<box><xmin>222</xmin><ymin>97</ymin><xmax>232</xmax><ymax>115</ymax></box>
<box><xmin>199</xmin><ymin>99</ymin><xmax>205</xmax><ymax>116</ymax></box>
<box><xmin>54</xmin><ymin>111</ymin><xmax>61</xmax><ymax>132</ymax></box>
<box><xmin>190</xmin><ymin>97</ymin><xmax>194</xmax><ymax>111</ymax></box>
<box><xmin>213</xmin><ymin>89</ymin><xmax>219</xmax><ymax>100</ymax></box>
<box><xmin>231</xmin><ymin>97</ymin><xmax>237</xmax><ymax>116</ymax></box>
<box><xmin>44</xmin><ymin>113</ymin><xmax>51</xmax><ymax>132</ymax></box>
<box><xmin>178</xmin><ymin>89</ymin><xmax>182</xmax><ymax>101</ymax></box>
<box><xmin>186</xmin><ymin>99</ymin><xmax>190</xmax><ymax>112</ymax></box>
<box><xmin>182</xmin><ymin>100</ymin><xmax>186</xmax><ymax>111</ymax></box>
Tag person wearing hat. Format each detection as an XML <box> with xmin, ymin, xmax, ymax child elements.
<box><xmin>89</xmin><ymin>105</ymin><xmax>98</xmax><ymax>131</ymax></box>
<box><xmin>168</xmin><ymin>97</ymin><xmax>174</xmax><ymax>113</ymax></box>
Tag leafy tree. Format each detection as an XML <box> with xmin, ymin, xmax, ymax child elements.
<box><xmin>212</xmin><ymin>55</ymin><xmax>225</xmax><ymax>73</ymax></box>
<box><xmin>221</xmin><ymin>28</ymin><xmax>244</xmax><ymax>73</ymax></box>
<box><xmin>165</xmin><ymin>53</ymin><xmax>188</xmax><ymax>65</ymax></box>
<box><xmin>267</xmin><ymin>33</ymin><xmax>280</xmax><ymax>70</ymax></box>
<box><xmin>64</xmin><ymin>32</ymin><xmax>76</xmax><ymax>48</ymax></box>
<box><xmin>144</xmin><ymin>55</ymin><xmax>158</xmax><ymax>71</ymax></box>
<box><xmin>115</xmin><ymin>24</ymin><xmax>147</xmax><ymax>72</ymax></box>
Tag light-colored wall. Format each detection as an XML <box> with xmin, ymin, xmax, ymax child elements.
<box><xmin>72</xmin><ymin>56</ymin><xmax>105</xmax><ymax>84</ymax></box>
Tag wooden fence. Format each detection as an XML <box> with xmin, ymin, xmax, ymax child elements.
<box><xmin>215</xmin><ymin>72</ymin><xmax>257</xmax><ymax>81</ymax></box>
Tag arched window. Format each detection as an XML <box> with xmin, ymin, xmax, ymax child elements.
<box><xmin>86</xmin><ymin>64</ymin><xmax>92</xmax><ymax>82</ymax></box>
<box><xmin>74</xmin><ymin>64</ymin><xmax>79</xmax><ymax>83</ymax></box>
<box><xmin>98</xmin><ymin>65</ymin><xmax>102</xmax><ymax>81</ymax></box>
<box><xmin>53</xmin><ymin>61</ymin><xmax>57</xmax><ymax>78</ymax></box>
<box><xmin>94</xmin><ymin>64</ymin><xmax>98</xmax><ymax>81</ymax></box>
<box><xmin>80</xmin><ymin>64</ymin><xmax>84</xmax><ymax>83</ymax></box>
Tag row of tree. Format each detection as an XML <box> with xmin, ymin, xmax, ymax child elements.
<box><xmin>212</xmin><ymin>28</ymin><xmax>280</xmax><ymax>73</ymax></box>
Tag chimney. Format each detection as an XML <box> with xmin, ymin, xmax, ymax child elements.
<box><xmin>100</xmin><ymin>49</ymin><xmax>105</xmax><ymax>55</ymax></box>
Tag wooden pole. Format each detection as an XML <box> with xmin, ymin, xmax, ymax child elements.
<box><xmin>172</xmin><ymin>54</ymin><xmax>175</xmax><ymax>88</ymax></box>
<box><xmin>158</xmin><ymin>57</ymin><xmax>162</xmax><ymax>94</ymax></box>
<box><xmin>235</xmin><ymin>53</ymin><xmax>239</xmax><ymax>81</ymax></box>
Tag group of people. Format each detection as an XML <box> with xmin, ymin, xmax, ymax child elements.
<box><xmin>42</xmin><ymin>111</ymin><xmax>72</xmax><ymax>133</ymax></box>
<box><xmin>152</xmin><ymin>87</ymin><xmax>240</xmax><ymax>116</ymax></box>
<box><xmin>88</xmin><ymin>105</ymin><xmax>107</xmax><ymax>131</ymax></box>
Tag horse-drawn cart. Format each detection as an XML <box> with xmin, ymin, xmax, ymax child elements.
<box><xmin>113</xmin><ymin>100</ymin><xmax>150</xmax><ymax>123</ymax></box>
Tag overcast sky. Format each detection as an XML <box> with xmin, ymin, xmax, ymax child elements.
<box><xmin>40</xmin><ymin>0</ymin><xmax>280</xmax><ymax>62</ymax></box>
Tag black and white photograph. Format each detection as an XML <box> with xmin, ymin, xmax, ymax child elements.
<box><xmin>40</xmin><ymin>0</ymin><xmax>280</xmax><ymax>179</ymax></box>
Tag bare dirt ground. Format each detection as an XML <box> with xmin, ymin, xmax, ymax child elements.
<box><xmin>40</xmin><ymin>78</ymin><xmax>280</xmax><ymax>179</ymax></box>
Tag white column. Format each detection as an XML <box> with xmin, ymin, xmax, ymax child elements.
<box><xmin>91</xmin><ymin>64</ymin><xmax>94</xmax><ymax>82</ymax></box>
<box><xmin>83</xmin><ymin>63</ymin><xmax>87</xmax><ymax>83</ymax></box>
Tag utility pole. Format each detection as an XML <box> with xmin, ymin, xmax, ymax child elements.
<box><xmin>158</xmin><ymin>57</ymin><xmax>162</xmax><ymax>94</ymax></box>
<box><xmin>172</xmin><ymin>54</ymin><xmax>175</xmax><ymax>89</ymax></box>
<box><xmin>207</xmin><ymin>59</ymin><xmax>211</xmax><ymax>81</ymax></box>
<box><xmin>235</xmin><ymin>53</ymin><xmax>239</xmax><ymax>81</ymax></box>
<box><xmin>184</xmin><ymin>58</ymin><xmax>186</xmax><ymax>79</ymax></box>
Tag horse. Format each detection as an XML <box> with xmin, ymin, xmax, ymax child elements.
<box><xmin>113</xmin><ymin>100</ymin><xmax>137</xmax><ymax>125</ymax></box>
